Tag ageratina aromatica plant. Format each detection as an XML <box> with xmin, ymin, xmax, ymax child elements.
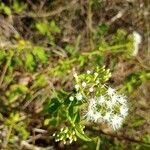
<box><xmin>46</xmin><ymin>66</ymin><xmax>128</xmax><ymax>144</ymax></box>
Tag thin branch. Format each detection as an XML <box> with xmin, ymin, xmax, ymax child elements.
<box><xmin>86</xmin><ymin>127</ymin><xmax>150</xmax><ymax>145</ymax></box>
<box><xmin>0</xmin><ymin>51</ymin><xmax>13</xmax><ymax>87</ymax></box>
<box><xmin>20</xmin><ymin>0</ymin><xmax>78</xmax><ymax>18</ymax></box>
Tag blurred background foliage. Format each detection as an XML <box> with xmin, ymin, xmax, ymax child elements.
<box><xmin>0</xmin><ymin>0</ymin><xmax>149</xmax><ymax>149</ymax></box>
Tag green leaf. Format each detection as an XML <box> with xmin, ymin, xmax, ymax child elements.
<box><xmin>25</xmin><ymin>53</ymin><xmax>36</xmax><ymax>71</ymax></box>
<box><xmin>0</xmin><ymin>50</ymin><xmax>7</xmax><ymax>61</ymax></box>
<box><xmin>97</xmin><ymin>23</ymin><xmax>108</xmax><ymax>36</ymax></box>
<box><xmin>3</xmin><ymin>6</ymin><xmax>11</xmax><ymax>15</ymax></box>
<box><xmin>46</xmin><ymin>98</ymin><xmax>61</xmax><ymax>114</ymax></box>
<box><xmin>44</xmin><ymin>117</ymin><xmax>57</xmax><ymax>126</ymax></box>
<box><xmin>75</xmin><ymin>125</ymin><xmax>91</xmax><ymax>142</ymax></box>
<box><xmin>49</xmin><ymin>21</ymin><xmax>61</xmax><ymax>33</ymax></box>
<box><xmin>13</xmin><ymin>0</ymin><xmax>26</xmax><ymax>13</ymax></box>
<box><xmin>36</xmin><ymin>22</ymin><xmax>49</xmax><ymax>35</ymax></box>
<box><xmin>33</xmin><ymin>46</ymin><xmax>48</xmax><ymax>63</ymax></box>
<box><xmin>32</xmin><ymin>74</ymin><xmax>48</xmax><ymax>88</ymax></box>
<box><xmin>68</xmin><ymin>104</ymin><xmax>74</xmax><ymax>121</ymax></box>
<box><xmin>73</xmin><ymin>110</ymin><xmax>80</xmax><ymax>123</ymax></box>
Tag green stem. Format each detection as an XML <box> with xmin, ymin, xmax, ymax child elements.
<box><xmin>96</xmin><ymin>137</ymin><xmax>101</xmax><ymax>150</ymax></box>
<box><xmin>0</xmin><ymin>51</ymin><xmax>14</xmax><ymax>86</ymax></box>
<box><xmin>82</xmin><ymin>43</ymin><xmax>130</xmax><ymax>56</ymax></box>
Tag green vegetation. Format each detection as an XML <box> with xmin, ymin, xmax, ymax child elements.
<box><xmin>0</xmin><ymin>0</ymin><xmax>149</xmax><ymax>149</ymax></box>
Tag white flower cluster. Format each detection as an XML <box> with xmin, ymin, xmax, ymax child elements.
<box><xmin>53</xmin><ymin>127</ymin><xmax>77</xmax><ymax>144</ymax></box>
<box><xmin>85</xmin><ymin>87</ymin><xmax>128</xmax><ymax>130</ymax></box>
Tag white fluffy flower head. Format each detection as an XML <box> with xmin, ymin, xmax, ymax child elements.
<box><xmin>85</xmin><ymin>87</ymin><xmax>128</xmax><ymax>130</ymax></box>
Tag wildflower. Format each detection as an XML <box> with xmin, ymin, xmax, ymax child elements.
<box><xmin>76</xmin><ymin>93</ymin><xmax>83</xmax><ymax>101</ymax></box>
<box><xmin>87</xmin><ymin>70</ymin><xmax>91</xmax><ymax>74</ymax></box>
<box><xmin>75</xmin><ymin>84</ymin><xmax>79</xmax><ymax>91</ymax></box>
<box><xmin>94</xmin><ymin>72</ymin><xmax>98</xmax><ymax>77</ymax></box>
<box><xmin>111</xmin><ymin>94</ymin><xmax>118</xmax><ymax>105</ymax></box>
<box><xmin>82</xmin><ymin>82</ymin><xmax>86</xmax><ymax>87</ymax></box>
<box><xmin>107</xmin><ymin>87</ymin><xmax>115</xmax><ymax>96</ymax></box>
<box><xmin>120</xmin><ymin>106</ymin><xmax>128</xmax><ymax>117</ymax></box>
<box><xmin>111</xmin><ymin>115</ymin><xmax>123</xmax><ymax>130</ymax></box>
<box><xmin>106</xmin><ymin>100</ymin><xmax>113</xmax><ymax>109</ymax></box>
<box><xmin>104</xmin><ymin>112</ymin><xmax>111</xmax><ymax>121</ymax></box>
<box><xmin>96</xmin><ymin>80</ymin><xmax>100</xmax><ymax>84</ymax></box>
<box><xmin>73</xmin><ymin>72</ymin><xmax>78</xmax><ymax>78</ymax></box>
<box><xmin>92</xmin><ymin>111</ymin><xmax>101</xmax><ymax>122</ymax></box>
<box><xmin>132</xmin><ymin>31</ymin><xmax>142</xmax><ymax>56</ymax></box>
<box><xmin>98</xmin><ymin>96</ymin><xmax>105</xmax><ymax>104</ymax></box>
<box><xmin>89</xmin><ymin>87</ymin><xmax>94</xmax><ymax>92</ymax></box>
<box><xmin>69</xmin><ymin>96</ymin><xmax>74</xmax><ymax>101</ymax></box>
<box><xmin>52</xmin><ymin>133</ymin><xmax>56</xmax><ymax>136</ymax></box>
<box><xmin>85</xmin><ymin>89</ymin><xmax>128</xmax><ymax>130</ymax></box>
<box><xmin>118</xmin><ymin>95</ymin><xmax>127</xmax><ymax>105</ymax></box>
<box><xmin>89</xmin><ymin>98</ymin><xmax>97</xmax><ymax>107</ymax></box>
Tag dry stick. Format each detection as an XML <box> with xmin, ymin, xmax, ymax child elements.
<box><xmin>107</xmin><ymin>8</ymin><xmax>127</xmax><ymax>25</ymax></box>
<box><xmin>22</xmin><ymin>0</ymin><xmax>78</xmax><ymax>18</ymax></box>
<box><xmin>0</xmin><ymin>51</ymin><xmax>13</xmax><ymax>87</ymax></box>
<box><xmin>87</xmin><ymin>0</ymin><xmax>94</xmax><ymax>50</ymax></box>
<box><xmin>23</xmin><ymin>89</ymin><xmax>44</xmax><ymax>109</ymax></box>
<box><xmin>87</xmin><ymin>127</ymin><xmax>150</xmax><ymax>146</ymax></box>
<box><xmin>3</xmin><ymin>124</ymin><xmax>13</xmax><ymax>149</ymax></box>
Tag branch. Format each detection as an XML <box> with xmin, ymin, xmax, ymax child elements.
<box><xmin>86</xmin><ymin>127</ymin><xmax>150</xmax><ymax>145</ymax></box>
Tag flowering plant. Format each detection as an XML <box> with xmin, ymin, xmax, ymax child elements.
<box><xmin>47</xmin><ymin>66</ymin><xmax>128</xmax><ymax>144</ymax></box>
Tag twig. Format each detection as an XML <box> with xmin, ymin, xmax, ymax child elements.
<box><xmin>86</xmin><ymin>127</ymin><xmax>150</xmax><ymax>146</ymax></box>
<box><xmin>20</xmin><ymin>0</ymin><xmax>78</xmax><ymax>18</ymax></box>
<box><xmin>21</xmin><ymin>140</ymin><xmax>53</xmax><ymax>150</ymax></box>
<box><xmin>3</xmin><ymin>124</ymin><xmax>13</xmax><ymax>148</ymax></box>
<box><xmin>87</xmin><ymin>0</ymin><xmax>94</xmax><ymax>49</ymax></box>
<box><xmin>108</xmin><ymin>8</ymin><xmax>127</xmax><ymax>25</ymax></box>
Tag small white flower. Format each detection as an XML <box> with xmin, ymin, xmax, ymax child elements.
<box><xmin>87</xmin><ymin>70</ymin><xmax>91</xmax><ymax>74</ymax></box>
<box><xmin>107</xmin><ymin>87</ymin><xmax>115</xmax><ymax>96</ymax></box>
<box><xmin>104</xmin><ymin>112</ymin><xmax>111</xmax><ymax>121</ymax></box>
<box><xmin>92</xmin><ymin>111</ymin><xmax>101</xmax><ymax>122</ymax></box>
<box><xmin>85</xmin><ymin>108</ymin><xmax>95</xmax><ymax>120</ymax></box>
<box><xmin>75</xmin><ymin>84</ymin><xmax>79</xmax><ymax>91</ymax></box>
<box><xmin>89</xmin><ymin>98</ymin><xmax>98</xmax><ymax>109</ymax></box>
<box><xmin>98</xmin><ymin>96</ymin><xmax>105</xmax><ymax>104</ymax></box>
<box><xmin>120</xmin><ymin>106</ymin><xmax>128</xmax><ymax>117</ymax></box>
<box><xmin>69</xmin><ymin>96</ymin><xmax>74</xmax><ymax>101</ymax></box>
<box><xmin>60</xmin><ymin>128</ymin><xmax>64</xmax><ymax>132</ymax></box>
<box><xmin>118</xmin><ymin>95</ymin><xmax>127</xmax><ymax>105</ymax></box>
<box><xmin>82</xmin><ymin>82</ymin><xmax>86</xmax><ymax>87</ymax></box>
<box><xmin>106</xmin><ymin>100</ymin><xmax>113</xmax><ymax>109</ymax></box>
<box><xmin>94</xmin><ymin>72</ymin><xmax>98</xmax><ymax>77</ymax></box>
<box><xmin>76</xmin><ymin>93</ymin><xmax>83</xmax><ymax>101</ymax></box>
<box><xmin>111</xmin><ymin>94</ymin><xmax>118</xmax><ymax>105</ymax></box>
<box><xmin>73</xmin><ymin>72</ymin><xmax>78</xmax><ymax>77</ymax></box>
<box><xmin>89</xmin><ymin>87</ymin><xmax>94</xmax><ymax>92</ymax></box>
<box><xmin>96</xmin><ymin>80</ymin><xmax>100</xmax><ymax>84</ymax></box>
<box><xmin>111</xmin><ymin>115</ymin><xmax>123</xmax><ymax>130</ymax></box>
